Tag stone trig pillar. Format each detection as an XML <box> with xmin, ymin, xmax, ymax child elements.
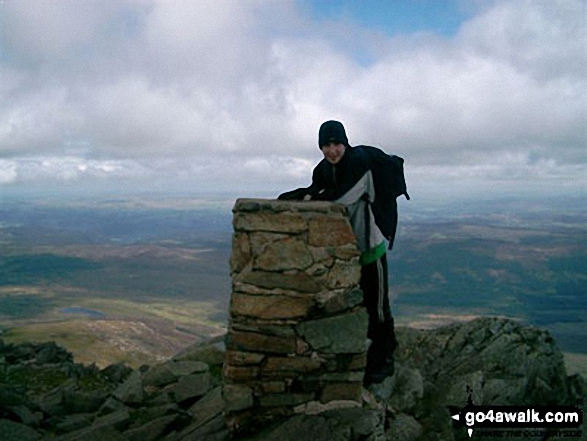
<box><xmin>223</xmin><ymin>198</ymin><xmax>368</xmax><ymax>433</ymax></box>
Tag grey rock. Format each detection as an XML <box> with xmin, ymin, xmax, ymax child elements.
<box><xmin>124</xmin><ymin>414</ymin><xmax>178</xmax><ymax>441</ymax></box>
<box><xmin>316</xmin><ymin>288</ymin><xmax>364</xmax><ymax>315</ymax></box>
<box><xmin>369</xmin><ymin>364</ymin><xmax>424</xmax><ymax>413</ymax></box>
<box><xmin>0</xmin><ymin>315</ymin><xmax>580</xmax><ymax>441</ymax></box>
<box><xmin>308</xmin><ymin>372</ymin><xmax>364</xmax><ymax>382</ymax></box>
<box><xmin>258</xmin><ymin>392</ymin><xmax>313</xmax><ymax>408</ymax></box>
<box><xmin>97</xmin><ymin>396</ymin><xmax>128</xmax><ymax>415</ymax></box>
<box><xmin>222</xmin><ymin>384</ymin><xmax>254</xmax><ymax>412</ymax></box>
<box><xmin>414</xmin><ymin>405</ymin><xmax>455</xmax><ymax>441</ymax></box>
<box><xmin>245</xmin><ymin>407</ymin><xmax>384</xmax><ymax>441</ymax></box>
<box><xmin>142</xmin><ymin>364</ymin><xmax>177</xmax><ymax>388</ymax></box>
<box><xmin>6</xmin><ymin>404</ymin><xmax>43</xmax><ymax>427</ymax></box>
<box><xmin>444</xmin><ymin>371</ymin><xmax>483</xmax><ymax>407</ymax></box>
<box><xmin>240</xmin><ymin>270</ymin><xmax>322</xmax><ymax>293</ymax></box>
<box><xmin>101</xmin><ymin>362</ymin><xmax>132</xmax><ymax>383</ymax></box>
<box><xmin>567</xmin><ymin>373</ymin><xmax>585</xmax><ymax>403</ymax></box>
<box><xmin>37</xmin><ymin>387</ymin><xmax>66</xmax><ymax>416</ymax></box>
<box><xmin>92</xmin><ymin>407</ymin><xmax>130</xmax><ymax>431</ymax></box>
<box><xmin>176</xmin><ymin>413</ymin><xmax>230</xmax><ymax>441</ymax></box>
<box><xmin>188</xmin><ymin>386</ymin><xmax>224</xmax><ymax>428</ymax></box>
<box><xmin>481</xmin><ymin>377</ymin><xmax>528</xmax><ymax>405</ymax></box>
<box><xmin>0</xmin><ymin>387</ymin><xmax>25</xmax><ymax>407</ymax></box>
<box><xmin>54</xmin><ymin>425</ymin><xmax>129</xmax><ymax>441</ymax></box>
<box><xmin>167</xmin><ymin>361</ymin><xmax>209</xmax><ymax>377</ymax></box>
<box><xmin>296</xmin><ymin>308</ymin><xmax>369</xmax><ymax>354</ymax></box>
<box><xmin>63</xmin><ymin>388</ymin><xmax>109</xmax><ymax>414</ymax></box>
<box><xmin>233</xmin><ymin>211</ymin><xmax>307</xmax><ymax>234</ymax></box>
<box><xmin>138</xmin><ymin>403</ymin><xmax>180</xmax><ymax>420</ymax></box>
<box><xmin>395</xmin><ymin>317</ymin><xmax>570</xmax><ymax>406</ymax></box>
<box><xmin>386</xmin><ymin>413</ymin><xmax>423</xmax><ymax>441</ymax></box>
<box><xmin>55</xmin><ymin>413</ymin><xmax>94</xmax><ymax>433</ymax></box>
<box><xmin>0</xmin><ymin>419</ymin><xmax>41</xmax><ymax>441</ymax></box>
<box><xmin>246</xmin><ymin>414</ymin><xmax>332</xmax><ymax>440</ymax></box>
<box><xmin>233</xmin><ymin>198</ymin><xmax>344</xmax><ymax>215</ymax></box>
<box><xmin>147</xmin><ymin>389</ymin><xmax>176</xmax><ymax>406</ymax></box>
<box><xmin>113</xmin><ymin>370</ymin><xmax>144</xmax><ymax>404</ymax></box>
<box><xmin>169</xmin><ymin>372</ymin><xmax>211</xmax><ymax>403</ymax></box>
<box><xmin>35</xmin><ymin>342</ymin><xmax>73</xmax><ymax>364</ymax></box>
<box><xmin>388</xmin><ymin>317</ymin><xmax>576</xmax><ymax>440</ymax></box>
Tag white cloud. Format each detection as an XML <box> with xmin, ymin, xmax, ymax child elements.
<box><xmin>0</xmin><ymin>160</ymin><xmax>18</xmax><ymax>184</ymax></box>
<box><xmin>0</xmin><ymin>0</ymin><xmax>117</xmax><ymax>63</ymax></box>
<box><xmin>0</xmin><ymin>0</ymin><xmax>584</xmax><ymax>199</ymax></box>
<box><xmin>459</xmin><ymin>0</ymin><xmax>586</xmax><ymax>81</ymax></box>
<box><xmin>2</xmin><ymin>156</ymin><xmax>151</xmax><ymax>185</ymax></box>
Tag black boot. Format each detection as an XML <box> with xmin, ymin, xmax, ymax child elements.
<box><xmin>364</xmin><ymin>356</ymin><xmax>394</xmax><ymax>386</ymax></box>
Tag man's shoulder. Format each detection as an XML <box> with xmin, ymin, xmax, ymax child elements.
<box><xmin>352</xmin><ymin>145</ymin><xmax>403</xmax><ymax>166</ymax></box>
<box><xmin>353</xmin><ymin>144</ymin><xmax>391</xmax><ymax>156</ymax></box>
<box><xmin>354</xmin><ymin>144</ymin><xmax>383</xmax><ymax>152</ymax></box>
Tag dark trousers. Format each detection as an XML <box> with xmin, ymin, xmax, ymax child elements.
<box><xmin>360</xmin><ymin>253</ymin><xmax>397</xmax><ymax>374</ymax></box>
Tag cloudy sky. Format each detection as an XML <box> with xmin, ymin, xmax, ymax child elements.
<box><xmin>0</xmin><ymin>0</ymin><xmax>585</xmax><ymax>202</ymax></box>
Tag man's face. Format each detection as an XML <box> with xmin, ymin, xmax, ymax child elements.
<box><xmin>321</xmin><ymin>142</ymin><xmax>345</xmax><ymax>164</ymax></box>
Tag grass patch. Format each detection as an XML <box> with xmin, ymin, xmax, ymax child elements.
<box><xmin>2</xmin><ymin>320</ymin><xmax>147</xmax><ymax>368</ymax></box>
<box><xmin>1</xmin><ymin>295</ymin><xmax>227</xmax><ymax>368</ymax></box>
<box><xmin>0</xmin><ymin>364</ymin><xmax>70</xmax><ymax>395</ymax></box>
<box><xmin>79</xmin><ymin>297</ymin><xmax>225</xmax><ymax>329</ymax></box>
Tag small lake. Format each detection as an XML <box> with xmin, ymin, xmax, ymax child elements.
<box><xmin>60</xmin><ymin>307</ymin><xmax>106</xmax><ymax>318</ymax></box>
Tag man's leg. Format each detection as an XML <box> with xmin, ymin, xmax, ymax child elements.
<box><xmin>361</xmin><ymin>253</ymin><xmax>397</xmax><ymax>385</ymax></box>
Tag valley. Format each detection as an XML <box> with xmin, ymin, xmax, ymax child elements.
<box><xmin>0</xmin><ymin>194</ymin><xmax>585</xmax><ymax>374</ymax></box>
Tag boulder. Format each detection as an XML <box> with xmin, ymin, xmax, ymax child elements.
<box><xmin>113</xmin><ymin>370</ymin><xmax>144</xmax><ymax>404</ymax></box>
<box><xmin>369</xmin><ymin>364</ymin><xmax>424</xmax><ymax>413</ymax></box>
<box><xmin>123</xmin><ymin>414</ymin><xmax>179</xmax><ymax>441</ymax></box>
<box><xmin>168</xmin><ymin>372</ymin><xmax>211</xmax><ymax>403</ymax></box>
<box><xmin>386</xmin><ymin>413</ymin><xmax>423</xmax><ymax>441</ymax></box>
<box><xmin>394</xmin><ymin>317</ymin><xmax>571</xmax><ymax>407</ymax></box>
<box><xmin>188</xmin><ymin>386</ymin><xmax>224</xmax><ymax>429</ymax></box>
<box><xmin>243</xmin><ymin>407</ymin><xmax>385</xmax><ymax>441</ymax></box>
<box><xmin>0</xmin><ymin>419</ymin><xmax>41</xmax><ymax>441</ymax></box>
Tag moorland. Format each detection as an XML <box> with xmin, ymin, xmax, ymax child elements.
<box><xmin>0</xmin><ymin>193</ymin><xmax>585</xmax><ymax>374</ymax></box>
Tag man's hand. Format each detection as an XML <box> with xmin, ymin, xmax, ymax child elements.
<box><xmin>277</xmin><ymin>188</ymin><xmax>310</xmax><ymax>200</ymax></box>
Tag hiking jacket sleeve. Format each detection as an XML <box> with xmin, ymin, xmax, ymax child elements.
<box><xmin>277</xmin><ymin>161</ymin><xmax>331</xmax><ymax>201</ymax></box>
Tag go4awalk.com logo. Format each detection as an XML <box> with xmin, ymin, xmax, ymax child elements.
<box><xmin>451</xmin><ymin>404</ymin><xmax>583</xmax><ymax>438</ymax></box>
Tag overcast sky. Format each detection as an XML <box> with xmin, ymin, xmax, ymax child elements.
<box><xmin>0</xmin><ymin>0</ymin><xmax>585</xmax><ymax>202</ymax></box>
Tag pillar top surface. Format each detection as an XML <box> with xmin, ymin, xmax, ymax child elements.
<box><xmin>233</xmin><ymin>198</ymin><xmax>347</xmax><ymax>215</ymax></box>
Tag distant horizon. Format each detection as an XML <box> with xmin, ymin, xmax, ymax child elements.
<box><xmin>1</xmin><ymin>187</ymin><xmax>585</xmax><ymax>369</ymax></box>
<box><xmin>3</xmin><ymin>185</ymin><xmax>585</xmax><ymax>212</ymax></box>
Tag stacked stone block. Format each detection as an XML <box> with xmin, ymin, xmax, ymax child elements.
<box><xmin>223</xmin><ymin>198</ymin><xmax>368</xmax><ymax>433</ymax></box>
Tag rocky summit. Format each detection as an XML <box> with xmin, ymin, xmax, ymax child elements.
<box><xmin>0</xmin><ymin>317</ymin><xmax>584</xmax><ymax>441</ymax></box>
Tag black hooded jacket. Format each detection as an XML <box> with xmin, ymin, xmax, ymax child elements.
<box><xmin>278</xmin><ymin>145</ymin><xmax>409</xmax><ymax>250</ymax></box>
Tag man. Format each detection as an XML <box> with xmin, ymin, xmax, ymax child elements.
<box><xmin>279</xmin><ymin>120</ymin><xmax>409</xmax><ymax>385</ymax></box>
